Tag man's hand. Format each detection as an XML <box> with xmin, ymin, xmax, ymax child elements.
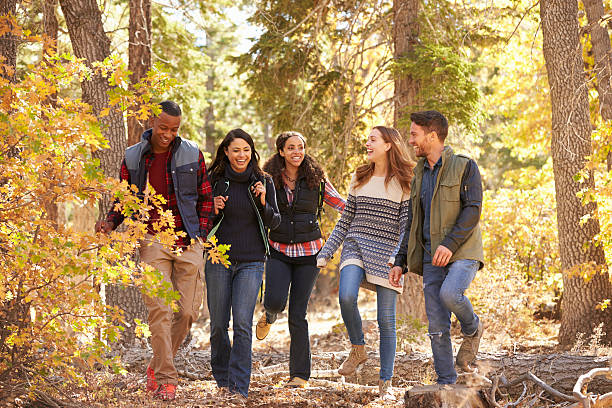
<box><xmin>389</xmin><ymin>266</ymin><xmax>403</xmax><ymax>288</ymax></box>
<box><xmin>95</xmin><ymin>220</ymin><xmax>113</xmax><ymax>234</ymax></box>
<box><xmin>432</xmin><ymin>245</ymin><xmax>453</xmax><ymax>267</ymax></box>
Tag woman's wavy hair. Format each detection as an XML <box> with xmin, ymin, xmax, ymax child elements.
<box><xmin>263</xmin><ymin>131</ymin><xmax>325</xmax><ymax>190</ymax></box>
<box><xmin>207</xmin><ymin>128</ymin><xmax>265</xmax><ymax>181</ymax></box>
<box><xmin>354</xmin><ymin>126</ymin><xmax>414</xmax><ymax>192</ymax></box>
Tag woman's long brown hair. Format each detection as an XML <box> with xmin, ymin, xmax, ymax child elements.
<box><xmin>353</xmin><ymin>126</ymin><xmax>414</xmax><ymax>193</ymax></box>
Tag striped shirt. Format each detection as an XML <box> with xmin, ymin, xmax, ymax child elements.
<box><xmin>317</xmin><ymin>175</ymin><xmax>410</xmax><ymax>293</ymax></box>
<box><xmin>269</xmin><ymin>181</ymin><xmax>346</xmax><ymax>257</ymax></box>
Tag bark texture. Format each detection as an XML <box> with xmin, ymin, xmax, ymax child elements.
<box><xmin>127</xmin><ymin>0</ymin><xmax>151</xmax><ymax>146</ymax></box>
<box><xmin>204</xmin><ymin>33</ymin><xmax>216</xmax><ymax>156</ymax></box>
<box><xmin>60</xmin><ymin>0</ymin><xmax>146</xmax><ymax>345</ymax></box>
<box><xmin>404</xmin><ymin>384</ymin><xmax>488</xmax><ymax>408</ymax></box>
<box><xmin>43</xmin><ymin>0</ymin><xmax>58</xmax><ymax>57</ymax></box>
<box><xmin>540</xmin><ymin>0</ymin><xmax>612</xmax><ymax>346</ymax></box>
<box><xmin>393</xmin><ymin>0</ymin><xmax>426</xmax><ymax>323</ymax></box>
<box><xmin>42</xmin><ymin>0</ymin><xmax>59</xmax><ymax>224</ymax></box>
<box><xmin>583</xmin><ymin>0</ymin><xmax>612</xmax><ymax>170</ymax></box>
<box><xmin>0</xmin><ymin>0</ymin><xmax>17</xmax><ymax>82</ymax></box>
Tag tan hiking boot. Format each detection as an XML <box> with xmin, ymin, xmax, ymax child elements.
<box><xmin>456</xmin><ymin>320</ymin><xmax>484</xmax><ymax>370</ymax></box>
<box><xmin>285</xmin><ymin>377</ymin><xmax>308</xmax><ymax>388</ymax></box>
<box><xmin>378</xmin><ymin>379</ymin><xmax>395</xmax><ymax>401</ymax></box>
<box><xmin>255</xmin><ymin>313</ymin><xmax>271</xmax><ymax>340</ymax></box>
<box><xmin>338</xmin><ymin>344</ymin><xmax>368</xmax><ymax>376</ymax></box>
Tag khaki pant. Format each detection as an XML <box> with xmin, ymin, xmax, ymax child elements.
<box><xmin>139</xmin><ymin>235</ymin><xmax>204</xmax><ymax>385</ymax></box>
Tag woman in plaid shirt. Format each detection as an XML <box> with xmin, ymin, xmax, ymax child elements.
<box><xmin>255</xmin><ymin>131</ymin><xmax>345</xmax><ymax>388</ymax></box>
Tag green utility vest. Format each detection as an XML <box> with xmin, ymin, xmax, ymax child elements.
<box><xmin>406</xmin><ymin>147</ymin><xmax>484</xmax><ymax>275</ymax></box>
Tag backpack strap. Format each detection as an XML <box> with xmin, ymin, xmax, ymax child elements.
<box><xmin>206</xmin><ymin>179</ymin><xmax>229</xmax><ymax>241</ymax></box>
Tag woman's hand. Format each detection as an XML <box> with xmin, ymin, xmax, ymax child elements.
<box><xmin>388</xmin><ymin>266</ymin><xmax>403</xmax><ymax>288</ymax></box>
<box><xmin>214</xmin><ymin>195</ymin><xmax>228</xmax><ymax>215</ymax></box>
<box><xmin>251</xmin><ymin>181</ymin><xmax>266</xmax><ymax>206</ymax></box>
<box><xmin>316</xmin><ymin>257</ymin><xmax>327</xmax><ymax>268</ymax></box>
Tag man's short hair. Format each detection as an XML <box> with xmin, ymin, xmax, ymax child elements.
<box><xmin>410</xmin><ymin>110</ymin><xmax>448</xmax><ymax>142</ymax></box>
<box><xmin>159</xmin><ymin>100</ymin><xmax>182</xmax><ymax>117</ymax></box>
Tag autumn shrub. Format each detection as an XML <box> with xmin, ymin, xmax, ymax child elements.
<box><xmin>481</xmin><ymin>163</ymin><xmax>561</xmax><ymax>283</ymax></box>
<box><xmin>475</xmin><ymin>163</ymin><xmax>562</xmax><ymax>339</ymax></box>
<box><xmin>0</xmin><ymin>28</ymin><xmax>225</xmax><ymax>402</ymax></box>
<box><xmin>578</xmin><ymin>122</ymin><xmax>612</xmax><ymax>266</ymax></box>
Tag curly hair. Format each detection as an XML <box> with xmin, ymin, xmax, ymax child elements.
<box><xmin>263</xmin><ymin>131</ymin><xmax>325</xmax><ymax>190</ymax></box>
<box><xmin>354</xmin><ymin>126</ymin><xmax>414</xmax><ymax>193</ymax></box>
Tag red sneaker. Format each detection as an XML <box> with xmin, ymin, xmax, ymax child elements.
<box><xmin>155</xmin><ymin>384</ymin><xmax>177</xmax><ymax>401</ymax></box>
<box><xmin>146</xmin><ymin>365</ymin><xmax>158</xmax><ymax>392</ymax></box>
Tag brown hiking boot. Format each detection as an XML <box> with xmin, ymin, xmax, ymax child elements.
<box><xmin>338</xmin><ymin>344</ymin><xmax>368</xmax><ymax>376</ymax></box>
<box><xmin>255</xmin><ymin>313</ymin><xmax>272</xmax><ymax>340</ymax></box>
<box><xmin>285</xmin><ymin>377</ymin><xmax>308</xmax><ymax>388</ymax></box>
<box><xmin>456</xmin><ymin>320</ymin><xmax>484</xmax><ymax>370</ymax></box>
<box><xmin>378</xmin><ymin>379</ymin><xmax>395</xmax><ymax>401</ymax></box>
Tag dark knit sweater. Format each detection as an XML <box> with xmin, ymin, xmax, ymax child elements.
<box><xmin>215</xmin><ymin>166</ymin><xmax>266</xmax><ymax>262</ymax></box>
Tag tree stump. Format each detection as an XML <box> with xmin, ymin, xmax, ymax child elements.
<box><xmin>404</xmin><ymin>384</ymin><xmax>488</xmax><ymax>408</ymax></box>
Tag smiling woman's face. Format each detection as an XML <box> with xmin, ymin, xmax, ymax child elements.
<box><xmin>225</xmin><ymin>137</ymin><xmax>252</xmax><ymax>173</ymax></box>
<box><xmin>280</xmin><ymin>136</ymin><xmax>305</xmax><ymax>169</ymax></box>
<box><xmin>365</xmin><ymin>128</ymin><xmax>390</xmax><ymax>163</ymax></box>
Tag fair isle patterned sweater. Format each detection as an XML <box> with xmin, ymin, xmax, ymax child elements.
<box><xmin>317</xmin><ymin>174</ymin><xmax>410</xmax><ymax>294</ymax></box>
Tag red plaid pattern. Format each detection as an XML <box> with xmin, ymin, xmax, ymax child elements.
<box><xmin>269</xmin><ymin>180</ymin><xmax>346</xmax><ymax>257</ymax></box>
<box><xmin>106</xmin><ymin>143</ymin><xmax>213</xmax><ymax>247</ymax></box>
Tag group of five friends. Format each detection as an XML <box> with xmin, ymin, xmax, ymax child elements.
<box><xmin>95</xmin><ymin>101</ymin><xmax>485</xmax><ymax>402</ymax></box>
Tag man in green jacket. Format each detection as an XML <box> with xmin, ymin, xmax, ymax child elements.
<box><xmin>389</xmin><ymin>110</ymin><xmax>485</xmax><ymax>385</ymax></box>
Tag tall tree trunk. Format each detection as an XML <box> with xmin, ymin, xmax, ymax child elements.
<box><xmin>263</xmin><ymin>123</ymin><xmax>274</xmax><ymax>153</ymax></box>
<box><xmin>59</xmin><ymin>0</ymin><xmax>126</xmax><ymax>191</ymax></box>
<box><xmin>540</xmin><ymin>0</ymin><xmax>612</xmax><ymax>346</ymax></box>
<box><xmin>127</xmin><ymin>0</ymin><xmax>151</xmax><ymax>147</ymax></box>
<box><xmin>0</xmin><ymin>0</ymin><xmax>17</xmax><ymax>83</ymax></box>
<box><xmin>42</xmin><ymin>0</ymin><xmax>59</xmax><ymax>226</ymax></box>
<box><xmin>393</xmin><ymin>0</ymin><xmax>426</xmax><ymax>323</ymax></box>
<box><xmin>42</xmin><ymin>0</ymin><xmax>58</xmax><ymax>58</ymax></box>
<box><xmin>583</xmin><ymin>0</ymin><xmax>612</xmax><ymax>171</ymax></box>
<box><xmin>60</xmin><ymin>0</ymin><xmax>147</xmax><ymax>346</ymax></box>
<box><xmin>204</xmin><ymin>70</ymin><xmax>216</xmax><ymax>155</ymax></box>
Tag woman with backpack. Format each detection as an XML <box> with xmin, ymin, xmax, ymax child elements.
<box><xmin>255</xmin><ymin>131</ymin><xmax>345</xmax><ymax>387</ymax></box>
<box><xmin>205</xmin><ymin>128</ymin><xmax>281</xmax><ymax>402</ymax></box>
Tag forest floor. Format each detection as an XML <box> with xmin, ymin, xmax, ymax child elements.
<box><xmin>34</xmin><ymin>287</ymin><xmax>604</xmax><ymax>408</ymax></box>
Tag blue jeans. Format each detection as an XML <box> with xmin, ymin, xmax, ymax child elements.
<box><xmin>338</xmin><ymin>264</ymin><xmax>397</xmax><ymax>381</ymax></box>
<box><xmin>423</xmin><ymin>259</ymin><xmax>480</xmax><ymax>384</ymax></box>
<box><xmin>205</xmin><ymin>259</ymin><xmax>264</xmax><ymax>397</ymax></box>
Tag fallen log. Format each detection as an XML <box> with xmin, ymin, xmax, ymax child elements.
<box><xmin>318</xmin><ymin>351</ymin><xmax>612</xmax><ymax>394</ymax></box>
<box><xmin>120</xmin><ymin>345</ymin><xmax>612</xmax><ymax>396</ymax></box>
<box><xmin>569</xmin><ymin>367</ymin><xmax>612</xmax><ymax>408</ymax></box>
<box><xmin>404</xmin><ymin>384</ymin><xmax>488</xmax><ymax>408</ymax></box>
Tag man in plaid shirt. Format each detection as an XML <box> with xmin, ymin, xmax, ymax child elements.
<box><xmin>95</xmin><ymin>101</ymin><xmax>213</xmax><ymax>401</ymax></box>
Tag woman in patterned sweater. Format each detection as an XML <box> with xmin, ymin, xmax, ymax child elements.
<box><xmin>316</xmin><ymin>126</ymin><xmax>414</xmax><ymax>400</ymax></box>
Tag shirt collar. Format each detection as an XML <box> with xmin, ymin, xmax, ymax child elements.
<box><xmin>424</xmin><ymin>156</ymin><xmax>442</xmax><ymax>170</ymax></box>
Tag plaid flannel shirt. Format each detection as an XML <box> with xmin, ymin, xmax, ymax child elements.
<box><xmin>106</xmin><ymin>145</ymin><xmax>214</xmax><ymax>247</ymax></box>
<box><xmin>269</xmin><ymin>180</ymin><xmax>346</xmax><ymax>257</ymax></box>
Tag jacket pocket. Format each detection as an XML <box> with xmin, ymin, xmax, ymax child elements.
<box><xmin>439</xmin><ymin>180</ymin><xmax>460</xmax><ymax>202</ymax></box>
<box><xmin>176</xmin><ymin>165</ymin><xmax>198</xmax><ymax>196</ymax></box>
